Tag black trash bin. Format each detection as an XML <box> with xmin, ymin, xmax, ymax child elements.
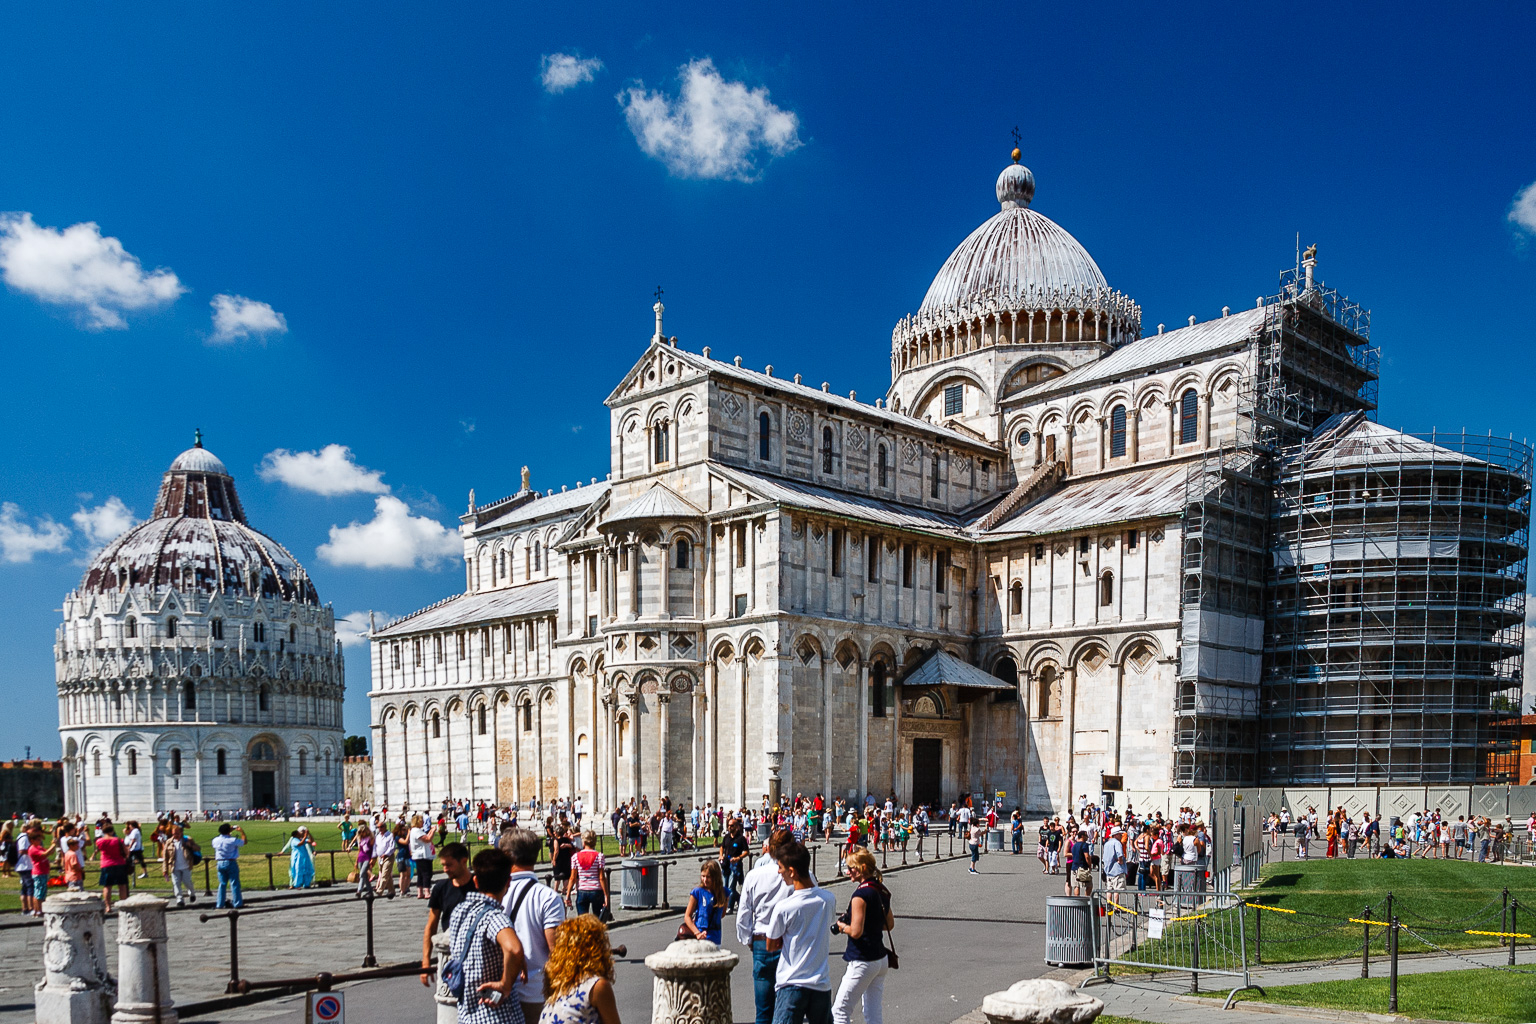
<box><xmin>1045</xmin><ymin>896</ymin><xmax>1096</xmax><ymax>966</ymax></box>
<box><xmin>620</xmin><ymin>858</ymin><xmax>659</xmax><ymax>909</ymax></box>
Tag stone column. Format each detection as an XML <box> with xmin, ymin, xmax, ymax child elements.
<box><xmin>35</xmin><ymin>892</ymin><xmax>114</xmax><ymax>1024</ymax></box>
<box><xmin>657</xmin><ymin>694</ymin><xmax>671</xmax><ymax>800</ymax></box>
<box><xmin>644</xmin><ymin>939</ymin><xmax>739</xmax><ymax>1024</ymax></box>
<box><xmin>110</xmin><ymin>894</ymin><xmax>175</xmax><ymax>1024</ymax></box>
<box><xmin>431</xmin><ymin>931</ymin><xmax>455</xmax><ymax>1024</ymax></box>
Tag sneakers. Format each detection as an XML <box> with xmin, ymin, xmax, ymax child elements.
<box><xmin>968</xmin><ymin>867</ymin><xmax>978</xmax><ymax>874</ymax></box>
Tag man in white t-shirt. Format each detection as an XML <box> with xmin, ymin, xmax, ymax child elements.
<box><xmin>498</xmin><ymin>828</ymin><xmax>566</xmax><ymax>1024</ymax></box>
<box><xmin>765</xmin><ymin>840</ymin><xmax>837</xmax><ymax>1024</ymax></box>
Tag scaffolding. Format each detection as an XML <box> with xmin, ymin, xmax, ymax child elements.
<box><xmin>1261</xmin><ymin>414</ymin><xmax>1531</xmax><ymax>785</ymax></box>
<box><xmin>1175</xmin><ymin>261</ymin><xmax>1379</xmax><ymax>786</ymax></box>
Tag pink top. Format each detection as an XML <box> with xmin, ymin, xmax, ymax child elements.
<box><xmin>28</xmin><ymin>844</ymin><xmax>50</xmax><ymax>876</ymax></box>
<box><xmin>96</xmin><ymin>836</ymin><xmax>127</xmax><ymax>868</ymax></box>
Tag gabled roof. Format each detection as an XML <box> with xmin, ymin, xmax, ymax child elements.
<box><xmin>712</xmin><ymin>465</ymin><xmax>970</xmax><ymax>537</ymax></box>
<box><xmin>901</xmin><ymin>649</ymin><xmax>1013</xmax><ymax>690</ymax></box>
<box><xmin>477</xmin><ymin>482</ymin><xmax>610</xmax><ymax>532</ymax></box>
<box><xmin>977</xmin><ymin>461</ymin><xmax>1188</xmax><ymax>537</ymax></box>
<box><xmin>372</xmin><ymin>580</ymin><xmax>559</xmax><ymax>638</ymax></box>
<box><xmin>1286</xmin><ymin>413</ymin><xmax>1482</xmax><ymax>473</ymax></box>
<box><xmin>1021</xmin><ymin>305</ymin><xmax>1266</xmax><ymax>399</ymax></box>
<box><xmin>612</xmin><ymin>340</ymin><xmax>998</xmax><ymax>452</ymax></box>
<box><xmin>604</xmin><ymin>483</ymin><xmax>704</xmax><ymax>525</ymax></box>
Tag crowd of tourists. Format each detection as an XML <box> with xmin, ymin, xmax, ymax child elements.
<box><xmin>1264</xmin><ymin>806</ymin><xmax>1528</xmax><ymax>862</ymax></box>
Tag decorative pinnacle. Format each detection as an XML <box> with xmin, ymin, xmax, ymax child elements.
<box><xmin>1011</xmin><ymin>125</ymin><xmax>1022</xmax><ymax>163</ymax></box>
<box><xmin>194</xmin><ymin>428</ymin><xmax>204</xmax><ymax>448</ymax></box>
<box><xmin>653</xmin><ymin>286</ymin><xmax>665</xmax><ymax>341</ymax></box>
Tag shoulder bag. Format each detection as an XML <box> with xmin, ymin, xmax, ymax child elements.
<box><xmin>881</xmin><ymin>888</ymin><xmax>899</xmax><ymax>970</ymax></box>
<box><xmin>442</xmin><ymin>901</ymin><xmax>493</xmax><ymax>1000</ymax></box>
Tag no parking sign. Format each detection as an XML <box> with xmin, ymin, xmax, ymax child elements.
<box><xmin>308</xmin><ymin>992</ymin><xmax>343</xmax><ymax>1024</ymax></box>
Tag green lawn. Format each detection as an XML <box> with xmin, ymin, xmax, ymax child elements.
<box><xmin>1216</xmin><ymin>968</ymin><xmax>1536</xmax><ymax>1023</ymax></box>
<box><xmin>2</xmin><ymin>820</ymin><xmax>671</xmax><ymax>914</ymax></box>
<box><xmin>1243</xmin><ymin>858</ymin><xmax>1535</xmax><ymax>964</ymax></box>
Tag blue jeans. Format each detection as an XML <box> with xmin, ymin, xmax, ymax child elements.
<box><xmin>751</xmin><ymin>939</ymin><xmax>781</xmax><ymax>1024</ymax></box>
<box><xmin>216</xmin><ymin>861</ymin><xmax>243</xmax><ymax>908</ymax></box>
<box><xmin>728</xmin><ymin>861</ymin><xmax>746</xmax><ymax>911</ymax></box>
<box><xmin>772</xmin><ymin>984</ymin><xmax>831</xmax><ymax>1024</ymax></box>
<box><xmin>575</xmin><ymin>890</ymin><xmax>605</xmax><ymax>918</ymax></box>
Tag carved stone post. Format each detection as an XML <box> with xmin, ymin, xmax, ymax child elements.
<box><xmin>111</xmin><ymin>894</ymin><xmax>175</xmax><ymax>1024</ymax></box>
<box><xmin>431</xmin><ymin>931</ymin><xmax>455</xmax><ymax>1024</ymax></box>
<box><xmin>35</xmin><ymin>892</ymin><xmax>115</xmax><ymax>1024</ymax></box>
<box><xmin>645</xmin><ymin>940</ymin><xmax>738</xmax><ymax>1024</ymax></box>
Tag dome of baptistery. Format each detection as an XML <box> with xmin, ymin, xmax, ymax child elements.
<box><xmin>56</xmin><ymin>433</ymin><xmax>343</xmax><ymax>819</ymax></box>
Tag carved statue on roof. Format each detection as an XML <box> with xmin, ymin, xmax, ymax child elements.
<box><xmin>521</xmin><ymin>466</ymin><xmax>531</xmax><ymax>492</ymax></box>
<box><xmin>1302</xmin><ymin>243</ymin><xmax>1317</xmax><ymax>263</ymax></box>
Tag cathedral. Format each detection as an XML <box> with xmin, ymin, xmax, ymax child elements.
<box><xmin>368</xmin><ymin>149</ymin><xmax>1528</xmax><ymax>815</ymax></box>
<box><xmin>57</xmin><ymin>439</ymin><xmax>346</xmax><ymax>816</ymax></box>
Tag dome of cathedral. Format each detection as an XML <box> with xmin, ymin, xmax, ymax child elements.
<box><xmin>918</xmin><ymin>158</ymin><xmax>1110</xmax><ymax>315</ymax></box>
<box><xmin>77</xmin><ymin>438</ymin><xmax>319</xmax><ymax>605</ymax></box>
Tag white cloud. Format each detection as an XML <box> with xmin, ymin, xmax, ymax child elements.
<box><xmin>542</xmin><ymin>53</ymin><xmax>603</xmax><ymax>93</ymax></box>
<box><xmin>71</xmin><ymin>497</ymin><xmax>136</xmax><ymax>554</ymax></box>
<box><xmin>210</xmin><ymin>293</ymin><xmax>287</xmax><ymax>344</ymax></box>
<box><xmin>1509</xmin><ymin>181</ymin><xmax>1536</xmax><ymax>239</ymax></box>
<box><xmin>0</xmin><ymin>213</ymin><xmax>184</xmax><ymax>329</ymax></box>
<box><xmin>619</xmin><ymin>58</ymin><xmax>802</xmax><ymax>182</ymax></box>
<box><xmin>317</xmin><ymin>496</ymin><xmax>461</xmax><ymax>569</ymax></box>
<box><xmin>335</xmin><ymin>610</ymin><xmax>392</xmax><ymax>647</ymax></box>
<box><xmin>0</xmin><ymin>503</ymin><xmax>70</xmax><ymax>563</ymax></box>
<box><xmin>259</xmin><ymin>444</ymin><xmax>388</xmax><ymax>497</ymax></box>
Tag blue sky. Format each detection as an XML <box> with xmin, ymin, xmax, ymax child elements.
<box><xmin>2</xmin><ymin>4</ymin><xmax>1533</xmax><ymax>758</ymax></box>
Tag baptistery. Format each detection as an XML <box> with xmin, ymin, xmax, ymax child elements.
<box><xmin>57</xmin><ymin>435</ymin><xmax>344</xmax><ymax>816</ymax></box>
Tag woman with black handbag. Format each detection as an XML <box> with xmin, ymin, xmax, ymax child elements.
<box><xmin>831</xmin><ymin>848</ymin><xmax>895</xmax><ymax>1024</ymax></box>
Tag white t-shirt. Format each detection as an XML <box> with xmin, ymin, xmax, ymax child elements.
<box><xmin>766</xmin><ymin>886</ymin><xmax>838</xmax><ymax>992</ymax></box>
<box><xmin>374</xmin><ymin>830</ymin><xmax>396</xmax><ymax>860</ymax></box>
<box><xmin>501</xmin><ymin>872</ymin><xmax>567</xmax><ymax>1003</ymax></box>
<box><xmin>125</xmin><ymin>827</ymin><xmax>142</xmax><ymax>853</ymax></box>
<box><xmin>408</xmin><ymin>827</ymin><xmax>434</xmax><ymax>860</ymax></box>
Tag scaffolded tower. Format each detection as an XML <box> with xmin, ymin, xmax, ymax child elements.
<box><xmin>1262</xmin><ymin>416</ymin><xmax>1531</xmax><ymax>784</ymax></box>
<box><xmin>1174</xmin><ymin>251</ymin><xmax>1379</xmax><ymax>786</ymax></box>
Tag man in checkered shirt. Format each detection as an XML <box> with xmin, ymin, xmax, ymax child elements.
<box><xmin>445</xmin><ymin>848</ymin><xmax>527</xmax><ymax>1024</ymax></box>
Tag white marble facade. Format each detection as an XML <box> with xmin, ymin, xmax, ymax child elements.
<box><xmin>368</xmin><ymin>153</ymin><xmax>1363</xmax><ymax>814</ymax></box>
<box><xmin>58</xmin><ymin>442</ymin><xmax>345</xmax><ymax>817</ymax></box>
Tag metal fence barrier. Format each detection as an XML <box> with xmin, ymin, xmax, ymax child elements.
<box><xmin>1088</xmin><ymin>889</ymin><xmax>1261</xmax><ymax>1007</ymax></box>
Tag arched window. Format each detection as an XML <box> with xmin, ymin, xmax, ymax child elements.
<box><xmin>533</xmin><ymin>541</ymin><xmax>542</xmax><ymax>572</ymax></box>
<box><xmin>930</xmin><ymin>451</ymin><xmax>941</xmax><ymax>498</ymax></box>
<box><xmin>675</xmin><ymin>538</ymin><xmax>691</xmax><ymax>569</ymax></box>
<box><xmin>758</xmin><ymin>411</ymin><xmax>771</xmax><ymax>461</ymax></box>
<box><xmin>93</xmin><ymin>619</ymin><xmax>102</xmax><ymax>640</ymax></box>
<box><xmin>258</xmin><ymin>684</ymin><xmax>270</xmax><ymax>712</ymax></box>
<box><xmin>821</xmin><ymin>426</ymin><xmax>834</xmax><ymax>473</ymax></box>
<box><xmin>254</xmin><ymin>622</ymin><xmax>266</xmax><ymax>643</ymax></box>
<box><xmin>1009</xmin><ymin>581</ymin><xmax>1023</xmax><ymax>616</ymax></box>
<box><xmin>127</xmin><ymin>748</ymin><xmax>137</xmax><ymax>775</ymax></box>
<box><xmin>877</xmin><ymin>445</ymin><xmax>889</xmax><ymax>488</ymax></box>
<box><xmin>431</xmin><ymin>713</ymin><xmax>441</xmax><ymax>739</ymax></box>
<box><xmin>478</xmin><ymin>706</ymin><xmax>487</xmax><ymax>735</ymax></box>
<box><xmin>323</xmin><ymin>751</ymin><xmax>331</xmax><ymax>775</ymax></box>
<box><xmin>289</xmin><ymin>623</ymin><xmax>297</xmax><ymax>644</ymax></box>
<box><xmin>617</xmin><ymin>714</ymin><xmax>629</xmax><ymax>757</ymax></box>
<box><xmin>499</xmin><ymin>551</ymin><xmax>506</xmax><ymax>579</ymax></box>
<box><xmin>1037</xmin><ymin>665</ymin><xmax>1057</xmax><ymax>719</ymax></box>
<box><xmin>298</xmin><ymin>749</ymin><xmax>307</xmax><ymax>775</ymax></box>
<box><xmin>170</xmin><ymin>748</ymin><xmax>182</xmax><ymax>775</ymax></box>
<box><xmin>522</xmin><ymin>701</ymin><xmax>533</xmax><ymax>732</ymax></box>
<box><xmin>871</xmin><ymin>662</ymin><xmax>888</xmax><ymax>718</ymax></box>
<box><xmin>182</xmin><ymin>680</ymin><xmax>196</xmax><ymax>710</ymax></box>
<box><xmin>653</xmin><ymin>420</ymin><xmax>670</xmax><ymax>463</ymax></box>
<box><xmin>1110</xmin><ymin>405</ymin><xmax>1127</xmax><ymax>458</ymax></box>
<box><xmin>125</xmin><ymin>616</ymin><xmax>136</xmax><ymax>638</ymax></box>
<box><xmin>1180</xmin><ymin>389</ymin><xmax>1199</xmax><ymax>445</ymax></box>
<box><xmin>1100</xmin><ymin>570</ymin><xmax>1115</xmax><ymax>606</ymax></box>
<box><xmin>165</xmin><ymin>617</ymin><xmax>178</xmax><ymax>639</ymax></box>
<box><xmin>216</xmin><ymin>748</ymin><xmax>227</xmax><ymax>775</ymax></box>
<box><xmin>413</xmin><ymin>640</ymin><xmax>422</xmax><ymax>667</ymax></box>
<box><xmin>992</xmin><ymin>656</ymin><xmax>1019</xmax><ymax>703</ymax></box>
<box><xmin>93</xmin><ymin>749</ymin><xmax>101</xmax><ymax>776</ymax></box>
<box><xmin>253</xmin><ymin>742</ymin><xmax>275</xmax><ymax>761</ymax></box>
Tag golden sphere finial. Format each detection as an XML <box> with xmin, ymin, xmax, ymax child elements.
<box><xmin>1011</xmin><ymin>147</ymin><xmax>1022</xmax><ymax>163</ymax></box>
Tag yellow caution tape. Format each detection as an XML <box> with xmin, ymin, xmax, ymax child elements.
<box><xmin>1247</xmin><ymin>903</ymin><xmax>1297</xmax><ymax>914</ymax></box>
<box><xmin>1466</xmin><ymin>929</ymin><xmax>1532</xmax><ymax>939</ymax></box>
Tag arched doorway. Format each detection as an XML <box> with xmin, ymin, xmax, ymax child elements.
<box><xmin>248</xmin><ymin>738</ymin><xmax>282</xmax><ymax>809</ymax></box>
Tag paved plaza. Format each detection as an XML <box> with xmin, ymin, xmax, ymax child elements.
<box><xmin>3</xmin><ymin>847</ymin><xmax>1524</xmax><ymax>1024</ymax></box>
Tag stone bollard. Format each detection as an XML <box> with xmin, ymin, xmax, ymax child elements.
<box><xmin>981</xmin><ymin>979</ymin><xmax>1104</xmax><ymax>1024</ymax></box>
<box><xmin>431</xmin><ymin>931</ymin><xmax>455</xmax><ymax>1024</ymax></box>
<box><xmin>644</xmin><ymin>939</ymin><xmax>738</xmax><ymax>1024</ymax></box>
<box><xmin>35</xmin><ymin>892</ymin><xmax>116</xmax><ymax>1024</ymax></box>
<box><xmin>111</xmin><ymin>894</ymin><xmax>176</xmax><ymax>1024</ymax></box>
